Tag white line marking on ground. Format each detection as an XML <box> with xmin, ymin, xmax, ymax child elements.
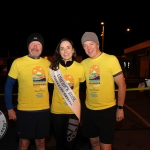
<box><xmin>125</xmin><ymin>104</ymin><xmax>150</xmax><ymax>127</ymax></box>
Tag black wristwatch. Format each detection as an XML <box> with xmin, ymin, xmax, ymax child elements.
<box><xmin>117</xmin><ymin>105</ymin><xmax>123</xmax><ymax>109</ymax></box>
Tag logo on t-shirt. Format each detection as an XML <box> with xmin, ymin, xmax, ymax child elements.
<box><xmin>64</xmin><ymin>75</ymin><xmax>74</xmax><ymax>89</ymax></box>
<box><xmin>89</xmin><ymin>65</ymin><xmax>100</xmax><ymax>84</ymax></box>
<box><xmin>32</xmin><ymin>66</ymin><xmax>46</xmax><ymax>87</ymax></box>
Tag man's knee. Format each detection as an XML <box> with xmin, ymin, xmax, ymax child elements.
<box><xmin>35</xmin><ymin>138</ymin><xmax>45</xmax><ymax>149</ymax></box>
<box><xmin>19</xmin><ymin>139</ymin><xmax>30</xmax><ymax>150</ymax></box>
<box><xmin>90</xmin><ymin>137</ymin><xmax>100</xmax><ymax>147</ymax></box>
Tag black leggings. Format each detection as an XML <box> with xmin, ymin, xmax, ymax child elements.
<box><xmin>51</xmin><ymin>113</ymin><xmax>79</xmax><ymax>150</ymax></box>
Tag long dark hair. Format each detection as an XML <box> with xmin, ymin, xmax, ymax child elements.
<box><xmin>50</xmin><ymin>38</ymin><xmax>77</xmax><ymax>70</ymax></box>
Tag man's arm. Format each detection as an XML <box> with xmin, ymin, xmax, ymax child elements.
<box><xmin>4</xmin><ymin>76</ymin><xmax>17</xmax><ymax>120</ymax></box>
<box><xmin>114</xmin><ymin>73</ymin><xmax>126</xmax><ymax>122</ymax></box>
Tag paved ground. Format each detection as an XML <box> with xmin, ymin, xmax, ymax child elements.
<box><xmin>0</xmin><ymin>75</ymin><xmax>150</xmax><ymax>150</ymax></box>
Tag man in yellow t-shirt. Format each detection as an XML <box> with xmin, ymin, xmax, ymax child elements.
<box><xmin>4</xmin><ymin>33</ymin><xmax>51</xmax><ymax>150</ymax></box>
<box><xmin>81</xmin><ymin>32</ymin><xmax>126</xmax><ymax>150</ymax></box>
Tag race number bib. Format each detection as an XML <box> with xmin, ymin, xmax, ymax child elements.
<box><xmin>0</xmin><ymin>110</ymin><xmax>7</xmax><ymax>139</ymax></box>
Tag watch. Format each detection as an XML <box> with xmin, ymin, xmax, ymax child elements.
<box><xmin>117</xmin><ymin>105</ymin><xmax>123</xmax><ymax>109</ymax></box>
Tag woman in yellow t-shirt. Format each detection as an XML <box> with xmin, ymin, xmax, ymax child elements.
<box><xmin>49</xmin><ymin>38</ymin><xmax>85</xmax><ymax>150</ymax></box>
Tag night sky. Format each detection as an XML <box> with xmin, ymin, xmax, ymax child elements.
<box><xmin>1</xmin><ymin>2</ymin><xmax>150</xmax><ymax>58</ymax></box>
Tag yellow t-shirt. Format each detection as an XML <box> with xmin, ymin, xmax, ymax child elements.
<box><xmin>8</xmin><ymin>56</ymin><xmax>51</xmax><ymax>110</ymax></box>
<box><xmin>50</xmin><ymin>61</ymin><xmax>85</xmax><ymax>114</ymax></box>
<box><xmin>81</xmin><ymin>53</ymin><xmax>122</xmax><ymax>110</ymax></box>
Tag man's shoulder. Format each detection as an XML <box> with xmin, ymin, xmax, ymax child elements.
<box><xmin>40</xmin><ymin>57</ymin><xmax>51</xmax><ymax>63</ymax></box>
<box><xmin>81</xmin><ymin>58</ymin><xmax>89</xmax><ymax>64</ymax></box>
<box><xmin>103</xmin><ymin>53</ymin><xmax>118</xmax><ymax>61</ymax></box>
<box><xmin>103</xmin><ymin>53</ymin><xmax>115</xmax><ymax>57</ymax></box>
<box><xmin>12</xmin><ymin>56</ymin><xmax>26</xmax><ymax>63</ymax></box>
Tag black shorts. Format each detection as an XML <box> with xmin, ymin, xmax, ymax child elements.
<box><xmin>82</xmin><ymin>105</ymin><xmax>117</xmax><ymax>144</ymax></box>
<box><xmin>16</xmin><ymin>109</ymin><xmax>51</xmax><ymax>139</ymax></box>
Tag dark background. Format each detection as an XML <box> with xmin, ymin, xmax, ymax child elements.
<box><xmin>1</xmin><ymin>2</ymin><xmax>150</xmax><ymax>57</ymax></box>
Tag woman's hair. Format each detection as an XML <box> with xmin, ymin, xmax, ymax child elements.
<box><xmin>50</xmin><ymin>38</ymin><xmax>77</xmax><ymax>70</ymax></box>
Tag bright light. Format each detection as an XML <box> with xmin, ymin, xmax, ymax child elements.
<box><xmin>127</xmin><ymin>28</ymin><xmax>130</xmax><ymax>32</ymax></box>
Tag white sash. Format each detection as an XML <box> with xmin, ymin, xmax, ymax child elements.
<box><xmin>50</xmin><ymin>69</ymin><xmax>81</xmax><ymax>121</ymax></box>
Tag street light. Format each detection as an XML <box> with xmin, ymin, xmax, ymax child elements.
<box><xmin>127</xmin><ymin>28</ymin><xmax>130</xmax><ymax>47</ymax></box>
<box><xmin>101</xmin><ymin>22</ymin><xmax>104</xmax><ymax>52</ymax></box>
